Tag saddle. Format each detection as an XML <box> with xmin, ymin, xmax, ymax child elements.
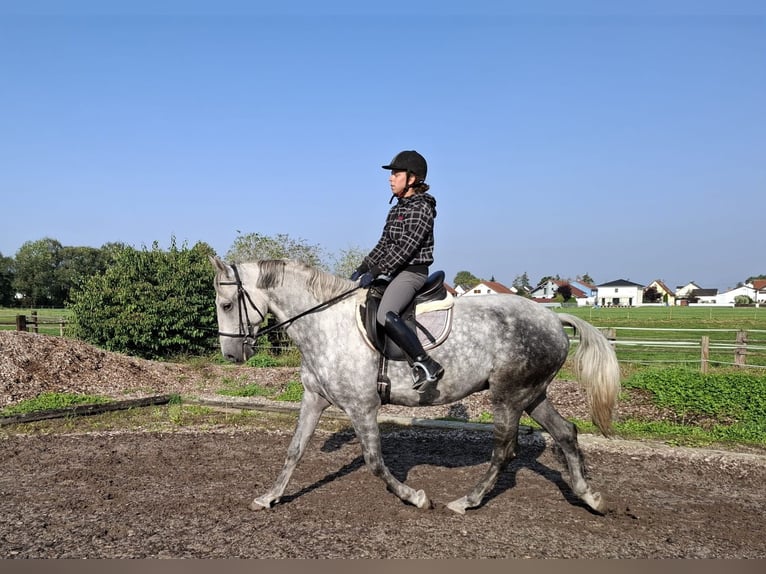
<box><xmin>356</xmin><ymin>270</ymin><xmax>454</xmax><ymax>362</ymax></box>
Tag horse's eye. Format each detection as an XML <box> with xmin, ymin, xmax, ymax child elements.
<box><xmin>222</xmin><ymin>302</ymin><xmax>233</xmax><ymax>312</ymax></box>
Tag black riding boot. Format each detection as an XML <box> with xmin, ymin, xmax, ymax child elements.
<box><xmin>384</xmin><ymin>311</ymin><xmax>444</xmax><ymax>392</ymax></box>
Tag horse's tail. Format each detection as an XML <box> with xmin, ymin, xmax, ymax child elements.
<box><xmin>558</xmin><ymin>313</ymin><xmax>621</xmax><ymax>436</ymax></box>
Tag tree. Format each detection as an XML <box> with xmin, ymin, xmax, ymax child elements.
<box><xmin>0</xmin><ymin>252</ymin><xmax>15</xmax><ymax>306</ymax></box>
<box><xmin>67</xmin><ymin>238</ymin><xmax>218</xmax><ymax>359</ymax></box>
<box><xmin>453</xmin><ymin>270</ymin><xmax>481</xmax><ymax>289</ymax></box>
<box><xmin>331</xmin><ymin>246</ymin><xmax>367</xmax><ymax>278</ymax></box>
<box><xmin>512</xmin><ymin>272</ymin><xmax>531</xmax><ymax>291</ymax></box>
<box><xmin>12</xmin><ymin>238</ymin><xmax>63</xmax><ymax>306</ymax></box>
<box><xmin>577</xmin><ymin>273</ymin><xmax>595</xmax><ymax>285</ymax></box>
<box><xmin>54</xmin><ymin>246</ymin><xmax>106</xmax><ymax>304</ymax></box>
<box><xmin>226</xmin><ymin>233</ymin><xmax>326</xmax><ymax>270</ymax></box>
<box><xmin>643</xmin><ymin>286</ymin><xmax>662</xmax><ymax>303</ymax></box>
<box><xmin>557</xmin><ymin>284</ymin><xmax>573</xmax><ymax>302</ymax></box>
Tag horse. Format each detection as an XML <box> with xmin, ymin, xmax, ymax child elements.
<box><xmin>210</xmin><ymin>257</ymin><xmax>620</xmax><ymax>514</ymax></box>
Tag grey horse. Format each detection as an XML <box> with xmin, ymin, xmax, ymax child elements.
<box><xmin>210</xmin><ymin>257</ymin><xmax>620</xmax><ymax>514</ymax></box>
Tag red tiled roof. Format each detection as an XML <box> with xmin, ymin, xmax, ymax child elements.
<box><xmin>478</xmin><ymin>280</ymin><xmax>514</xmax><ymax>294</ymax></box>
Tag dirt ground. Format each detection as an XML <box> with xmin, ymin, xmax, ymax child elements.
<box><xmin>1</xmin><ymin>331</ymin><xmax>766</xmax><ymax>558</ymax></box>
<box><xmin>0</xmin><ymin>422</ymin><xmax>764</xmax><ymax>558</ymax></box>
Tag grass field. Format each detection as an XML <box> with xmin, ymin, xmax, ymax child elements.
<box><xmin>554</xmin><ymin>306</ymin><xmax>766</xmax><ymax>370</ymax></box>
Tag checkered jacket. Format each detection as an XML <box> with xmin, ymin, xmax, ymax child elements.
<box><xmin>361</xmin><ymin>192</ymin><xmax>437</xmax><ymax>276</ymax></box>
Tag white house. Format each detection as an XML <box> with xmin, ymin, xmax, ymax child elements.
<box><xmin>530</xmin><ymin>280</ymin><xmax>593</xmax><ymax>306</ymax></box>
<box><xmin>675</xmin><ymin>282</ymin><xmax>701</xmax><ymax>299</ymax></box>
<box><xmin>717</xmin><ymin>281</ymin><xmax>766</xmax><ymax>305</ymax></box>
<box><xmin>596</xmin><ymin>279</ymin><xmax>644</xmax><ymax>307</ymax></box>
<box><xmin>461</xmin><ymin>280</ymin><xmax>516</xmax><ymax>297</ymax></box>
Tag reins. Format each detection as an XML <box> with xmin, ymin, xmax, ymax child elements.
<box><xmin>217</xmin><ymin>263</ymin><xmax>361</xmax><ymax>349</ymax></box>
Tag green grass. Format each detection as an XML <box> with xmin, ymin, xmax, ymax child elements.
<box><xmin>555</xmin><ymin>305</ymin><xmax>766</xmax><ymax>328</ymax></box>
<box><xmin>518</xmin><ymin>367</ymin><xmax>766</xmax><ymax>449</ymax></box>
<box><xmin>0</xmin><ymin>392</ymin><xmax>111</xmax><ymax>416</ymax></box>
<box><xmin>217</xmin><ymin>377</ymin><xmax>303</xmax><ymax>402</ymax></box>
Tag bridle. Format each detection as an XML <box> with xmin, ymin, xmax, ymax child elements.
<box><xmin>216</xmin><ymin>263</ymin><xmax>361</xmax><ymax>351</ymax></box>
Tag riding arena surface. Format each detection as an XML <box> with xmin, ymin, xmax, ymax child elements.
<box><xmin>1</xmin><ymin>331</ymin><xmax>765</xmax><ymax>558</ymax></box>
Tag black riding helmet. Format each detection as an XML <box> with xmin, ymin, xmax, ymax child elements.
<box><xmin>382</xmin><ymin>150</ymin><xmax>427</xmax><ymax>181</ymax></box>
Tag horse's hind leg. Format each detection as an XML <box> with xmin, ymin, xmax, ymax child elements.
<box><xmin>446</xmin><ymin>403</ymin><xmax>523</xmax><ymax>514</ymax></box>
<box><xmin>251</xmin><ymin>388</ymin><xmax>330</xmax><ymax>510</ymax></box>
<box><xmin>525</xmin><ymin>395</ymin><xmax>606</xmax><ymax>513</ymax></box>
<box><xmin>350</xmin><ymin>410</ymin><xmax>431</xmax><ymax>509</ymax></box>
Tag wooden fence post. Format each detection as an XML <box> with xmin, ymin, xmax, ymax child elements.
<box><xmin>15</xmin><ymin>314</ymin><xmax>27</xmax><ymax>332</ymax></box>
<box><xmin>734</xmin><ymin>330</ymin><xmax>747</xmax><ymax>367</ymax></box>
<box><xmin>31</xmin><ymin>310</ymin><xmax>38</xmax><ymax>333</ymax></box>
<box><xmin>700</xmin><ymin>335</ymin><xmax>709</xmax><ymax>374</ymax></box>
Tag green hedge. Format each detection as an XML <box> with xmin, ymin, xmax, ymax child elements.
<box><xmin>67</xmin><ymin>239</ymin><xmax>219</xmax><ymax>359</ymax></box>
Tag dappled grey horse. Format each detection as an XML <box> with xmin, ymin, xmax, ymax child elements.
<box><xmin>211</xmin><ymin>257</ymin><xmax>620</xmax><ymax>514</ymax></box>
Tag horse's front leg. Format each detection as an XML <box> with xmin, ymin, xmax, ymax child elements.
<box><xmin>251</xmin><ymin>388</ymin><xmax>330</xmax><ymax>511</ymax></box>
<box><xmin>350</xmin><ymin>410</ymin><xmax>431</xmax><ymax>510</ymax></box>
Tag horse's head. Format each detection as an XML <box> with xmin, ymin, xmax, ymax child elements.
<box><xmin>210</xmin><ymin>256</ymin><xmax>267</xmax><ymax>363</ymax></box>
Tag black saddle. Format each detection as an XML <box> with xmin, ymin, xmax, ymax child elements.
<box><xmin>360</xmin><ymin>270</ymin><xmax>447</xmax><ymax>362</ymax></box>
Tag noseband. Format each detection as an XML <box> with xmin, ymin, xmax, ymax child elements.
<box><xmin>216</xmin><ymin>263</ymin><xmax>361</xmax><ymax>352</ymax></box>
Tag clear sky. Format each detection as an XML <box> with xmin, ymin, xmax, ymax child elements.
<box><xmin>1</xmin><ymin>0</ymin><xmax>764</xmax><ymax>291</ymax></box>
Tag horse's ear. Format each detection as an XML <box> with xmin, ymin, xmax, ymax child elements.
<box><xmin>209</xmin><ymin>256</ymin><xmax>232</xmax><ymax>277</ymax></box>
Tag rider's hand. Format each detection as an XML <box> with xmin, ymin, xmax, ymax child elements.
<box><xmin>350</xmin><ymin>269</ymin><xmax>363</xmax><ymax>281</ymax></box>
<box><xmin>358</xmin><ymin>271</ymin><xmax>375</xmax><ymax>288</ymax></box>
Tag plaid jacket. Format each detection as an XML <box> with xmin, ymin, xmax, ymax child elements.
<box><xmin>362</xmin><ymin>192</ymin><xmax>437</xmax><ymax>276</ymax></box>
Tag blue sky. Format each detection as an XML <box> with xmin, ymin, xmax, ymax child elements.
<box><xmin>1</xmin><ymin>1</ymin><xmax>764</xmax><ymax>291</ymax></box>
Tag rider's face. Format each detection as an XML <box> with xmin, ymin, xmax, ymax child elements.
<box><xmin>389</xmin><ymin>170</ymin><xmax>414</xmax><ymax>197</ymax></box>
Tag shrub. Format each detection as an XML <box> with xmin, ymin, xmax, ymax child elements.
<box><xmin>67</xmin><ymin>238</ymin><xmax>219</xmax><ymax>359</ymax></box>
<box><xmin>624</xmin><ymin>367</ymin><xmax>766</xmax><ymax>432</ymax></box>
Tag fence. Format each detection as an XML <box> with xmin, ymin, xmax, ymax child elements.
<box><xmin>584</xmin><ymin>327</ymin><xmax>766</xmax><ymax>373</ymax></box>
<box><xmin>1</xmin><ymin>312</ymin><xmax>68</xmax><ymax>336</ymax></box>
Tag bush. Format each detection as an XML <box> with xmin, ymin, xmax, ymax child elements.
<box><xmin>67</xmin><ymin>239</ymin><xmax>219</xmax><ymax>359</ymax></box>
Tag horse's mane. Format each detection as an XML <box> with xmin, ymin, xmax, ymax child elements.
<box><xmin>256</xmin><ymin>259</ymin><xmax>356</xmax><ymax>301</ymax></box>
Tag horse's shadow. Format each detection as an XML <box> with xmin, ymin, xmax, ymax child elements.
<box><xmin>279</xmin><ymin>427</ymin><xmax>594</xmax><ymax>513</ymax></box>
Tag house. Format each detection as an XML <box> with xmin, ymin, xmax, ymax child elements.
<box><xmin>689</xmin><ymin>288</ymin><xmax>719</xmax><ymax>304</ymax></box>
<box><xmin>529</xmin><ymin>280</ymin><xmax>557</xmax><ymax>300</ymax></box>
<box><xmin>596</xmin><ymin>279</ymin><xmax>644</xmax><ymax>307</ymax></box>
<box><xmin>530</xmin><ymin>280</ymin><xmax>592</xmax><ymax>306</ymax></box>
<box><xmin>461</xmin><ymin>280</ymin><xmax>516</xmax><ymax>297</ymax></box>
<box><xmin>717</xmin><ymin>281</ymin><xmax>766</xmax><ymax>305</ymax></box>
<box><xmin>644</xmin><ymin>279</ymin><xmax>676</xmax><ymax>305</ymax></box>
<box><xmin>675</xmin><ymin>281</ymin><xmax>701</xmax><ymax>299</ymax></box>
<box><xmin>717</xmin><ymin>285</ymin><xmax>754</xmax><ymax>306</ymax></box>
<box><xmin>753</xmin><ymin>280</ymin><xmax>766</xmax><ymax>304</ymax></box>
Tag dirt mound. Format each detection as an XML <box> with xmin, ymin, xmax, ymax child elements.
<box><xmin>0</xmin><ymin>331</ymin><xmax>297</xmax><ymax>408</ymax></box>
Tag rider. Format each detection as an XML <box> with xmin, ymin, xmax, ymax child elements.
<box><xmin>351</xmin><ymin>150</ymin><xmax>444</xmax><ymax>392</ymax></box>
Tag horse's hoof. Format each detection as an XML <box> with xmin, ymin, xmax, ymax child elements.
<box><xmin>582</xmin><ymin>491</ymin><xmax>606</xmax><ymax>514</ymax></box>
<box><xmin>413</xmin><ymin>489</ymin><xmax>431</xmax><ymax>509</ymax></box>
<box><xmin>250</xmin><ymin>497</ymin><xmax>274</xmax><ymax>511</ymax></box>
<box><xmin>446</xmin><ymin>497</ymin><xmax>468</xmax><ymax>515</ymax></box>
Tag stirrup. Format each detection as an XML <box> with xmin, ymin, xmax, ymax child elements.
<box><xmin>411</xmin><ymin>359</ymin><xmax>444</xmax><ymax>392</ymax></box>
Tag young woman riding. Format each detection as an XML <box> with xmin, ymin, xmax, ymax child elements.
<box><xmin>351</xmin><ymin>150</ymin><xmax>444</xmax><ymax>392</ymax></box>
